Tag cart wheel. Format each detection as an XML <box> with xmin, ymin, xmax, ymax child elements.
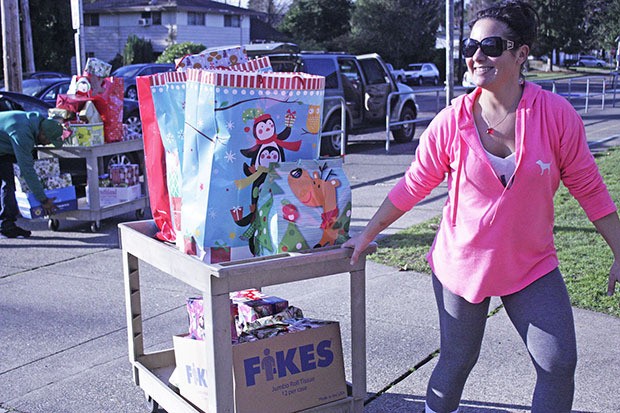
<box><xmin>48</xmin><ymin>219</ymin><xmax>60</xmax><ymax>231</ymax></box>
<box><xmin>135</xmin><ymin>208</ymin><xmax>145</xmax><ymax>219</ymax></box>
<box><xmin>145</xmin><ymin>394</ymin><xmax>162</xmax><ymax>413</ymax></box>
<box><xmin>90</xmin><ymin>221</ymin><xmax>101</xmax><ymax>233</ymax></box>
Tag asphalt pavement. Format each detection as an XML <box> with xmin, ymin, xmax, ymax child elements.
<box><xmin>1</xmin><ymin>96</ymin><xmax>619</xmax><ymax>413</ymax></box>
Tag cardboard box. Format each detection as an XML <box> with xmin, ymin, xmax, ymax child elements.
<box><xmin>173</xmin><ymin>321</ymin><xmax>347</xmax><ymax>413</ymax></box>
<box><xmin>67</xmin><ymin>123</ymin><xmax>104</xmax><ymax>146</ymax></box>
<box><xmin>16</xmin><ymin>186</ymin><xmax>77</xmax><ymax>219</ymax></box>
<box><xmin>86</xmin><ymin>184</ymin><xmax>141</xmax><ymax>206</ymax></box>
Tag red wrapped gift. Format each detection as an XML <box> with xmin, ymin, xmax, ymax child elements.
<box><xmin>210</xmin><ymin>241</ymin><xmax>231</xmax><ymax>263</ymax></box>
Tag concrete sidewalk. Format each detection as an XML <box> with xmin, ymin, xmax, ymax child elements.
<box><xmin>1</xmin><ymin>103</ymin><xmax>620</xmax><ymax>413</ymax></box>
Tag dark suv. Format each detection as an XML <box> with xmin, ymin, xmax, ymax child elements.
<box><xmin>111</xmin><ymin>63</ymin><xmax>175</xmax><ymax>100</ymax></box>
<box><xmin>245</xmin><ymin>44</ymin><xmax>418</xmax><ymax>156</ymax></box>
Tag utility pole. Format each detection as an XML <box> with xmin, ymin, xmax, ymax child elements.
<box><xmin>20</xmin><ymin>0</ymin><xmax>35</xmax><ymax>75</ymax></box>
<box><xmin>1</xmin><ymin>0</ymin><xmax>23</xmax><ymax>92</ymax></box>
<box><xmin>71</xmin><ymin>0</ymin><xmax>85</xmax><ymax>75</ymax></box>
<box><xmin>446</xmin><ymin>0</ymin><xmax>454</xmax><ymax>105</ymax></box>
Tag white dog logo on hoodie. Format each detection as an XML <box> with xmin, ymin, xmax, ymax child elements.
<box><xmin>536</xmin><ymin>160</ymin><xmax>551</xmax><ymax>175</ymax></box>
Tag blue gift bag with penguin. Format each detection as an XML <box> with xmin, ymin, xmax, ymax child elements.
<box><xmin>181</xmin><ymin>68</ymin><xmax>325</xmax><ymax>262</ymax></box>
<box><xmin>149</xmin><ymin>71</ymin><xmax>187</xmax><ymax>235</ymax></box>
<box><xmin>252</xmin><ymin>159</ymin><xmax>352</xmax><ymax>256</ymax></box>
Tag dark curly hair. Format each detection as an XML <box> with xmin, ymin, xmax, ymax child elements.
<box><xmin>470</xmin><ymin>0</ymin><xmax>539</xmax><ymax>48</ymax></box>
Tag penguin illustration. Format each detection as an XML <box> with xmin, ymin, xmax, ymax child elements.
<box><xmin>233</xmin><ymin>113</ymin><xmax>301</xmax><ymax>254</ymax></box>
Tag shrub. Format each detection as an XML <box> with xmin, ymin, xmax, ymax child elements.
<box><xmin>123</xmin><ymin>35</ymin><xmax>154</xmax><ymax>65</ymax></box>
<box><xmin>156</xmin><ymin>42</ymin><xmax>206</xmax><ymax>63</ymax></box>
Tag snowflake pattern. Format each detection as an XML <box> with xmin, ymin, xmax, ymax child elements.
<box><xmin>224</xmin><ymin>151</ymin><xmax>236</xmax><ymax>162</ymax></box>
<box><xmin>226</xmin><ymin>120</ymin><xmax>235</xmax><ymax>130</ymax></box>
<box><xmin>208</xmin><ymin>209</ymin><xmax>217</xmax><ymax>219</ymax></box>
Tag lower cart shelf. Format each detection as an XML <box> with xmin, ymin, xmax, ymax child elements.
<box><xmin>120</xmin><ymin>220</ymin><xmax>376</xmax><ymax>413</ymax></box>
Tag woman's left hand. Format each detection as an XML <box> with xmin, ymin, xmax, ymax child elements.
<box><xmin>608</xmin><ymin>260</ymin><xmax>620</xmax><ymax>296</ymax></box>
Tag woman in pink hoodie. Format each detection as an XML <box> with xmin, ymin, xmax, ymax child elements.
<box><xmin>344</xmin><ymin>1</ymin><xmax>620</xmax><ymax>412</ymax></box>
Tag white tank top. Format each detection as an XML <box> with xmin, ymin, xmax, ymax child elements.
<box><xmin>485</xmin><ymin>149</ymin><xmax>516</xmax><ymax>187</ymax></box>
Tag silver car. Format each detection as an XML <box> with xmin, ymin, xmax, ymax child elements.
<box><xmin>404</xmin><ymin>62</ymin><xmax>440</xmax><ymax>86</ymax></box>
<box><xmin>577</xmin><ymin>55</ymin><xmax>607</xmax><ymax>68</ymax></box>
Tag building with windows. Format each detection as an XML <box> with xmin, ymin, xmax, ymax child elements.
<box><xmin>82</xmin><ymin>0</ymin><xmax>260</xmax><ymax>62</ymax></box>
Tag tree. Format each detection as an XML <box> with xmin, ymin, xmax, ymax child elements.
<box><xmin>583</xmin><ymin>0</ymin><xmax>620</xmax><ymax>57</ymax></box>
<box><xmin>349</xmin><ymin>0</ymin><xmax>441</xmax><ymax>69</ymax></box>
<box><xmin>123</xmin><ymin>35</ymin><xmax>154</xmax><ymax>65</ymax></box>
<box><xmin>530</xmin><ymin>0</ymin><xmax>586</xmax><ymax>63</ymax></box>
<box><xmin>278</xmin><ymin>0</ymin><xmax>353</xmax><ymax>50</ymax></box>
<box><xmin>156</xmin><ymin>42</ymin><xmax>206</xmax><ymax>64</ymax></box>
<box><xmin>248</xmin><ymin>0</ymin><xmax>290</xmax><ymax>26</ymax></box>
<box><xmin>27</xmin><ymin>0</ymin><xmax>73</xmax><ymax>73</ymax></box>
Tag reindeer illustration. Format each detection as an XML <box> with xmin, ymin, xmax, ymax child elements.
<box><xmin>288</xmin><ymin>166</ymin><xmax>341</xmax><ymax>248</ymax></box>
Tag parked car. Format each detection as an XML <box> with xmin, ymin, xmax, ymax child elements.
<box><xmin>404</xmin><ymin>62</ymin><xmax>440</xmax><ymax>86</ymax></box>
<box><xmin>576</xmin><ymin>55</ymin><xmax>606</xmax><ymax>68</ymax></box>
<box><xmin>244</xmin><ymin>43</ymin><xmax>419</xmax><ymax>156</ymax></box>
<box><xmin>386</xmin><ymin>63</ymin><xmax>406</xmax><ymax>83</ymax></box>
<box><xmin>20</xmin><ymin>77</ymin><xmax>142</xmax><ymax>139</ymax></box>
<box><xmin>111</xmin><ymin>63</ymin><xmax>175</xmax><ymax>100</ymax></box>
<box><xmin>0</xmin><ymin>90</ymin><xmax>53</xmax><ymax>115</ymax></box>
<box><xmin>24</xmin><ymin>71</ymin><xmax>70</xmax><ymax>79</ymax></box>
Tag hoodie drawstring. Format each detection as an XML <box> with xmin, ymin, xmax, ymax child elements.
<box><xmin>451</xmin><ymin>136</ymin><xmax>464</xmax><ymax>227</ymax></box>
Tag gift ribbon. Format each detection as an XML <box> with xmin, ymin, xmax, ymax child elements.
<box><xmin>234</xmin><ymin>165</ymin><xmax>269</xmax><ymax>189</ymax></box>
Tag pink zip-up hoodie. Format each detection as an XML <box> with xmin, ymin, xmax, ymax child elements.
<box><xmin>388</xmin><ymin>82</ymin><xmax>617</xmax><ymax>303</ymax></box>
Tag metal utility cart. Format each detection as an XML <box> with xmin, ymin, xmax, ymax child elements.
<box><xmin>37</xmin><ymin>139</ymin><xmax>149</xmax><ymax>232</ymax></box>
<box><xmin>119</xmin><ymin>220</ymin><xmax>376</xmax><ymax>413</ymax></box>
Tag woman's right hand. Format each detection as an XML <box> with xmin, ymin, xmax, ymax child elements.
<box><xmin>342</xmin><ymin>234</ymin><xmax>373</xmax><ymax>266</ymax></box>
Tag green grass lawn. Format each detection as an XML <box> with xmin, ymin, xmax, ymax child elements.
<box><xmin>371</xmin><ymin>148</ymin><xmax>620</xmax><ymax>318</ymax></box>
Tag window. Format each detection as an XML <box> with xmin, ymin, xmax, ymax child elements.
<box><xmin>300</xmin><ymin>58</ymin><xmax>338</xmax><ymax>89</ymax></box>
<box><xmin>359</xmin><ymin>59</ymin><xmax>387</xmax><ymax>85</ymax></box>
<box><xmin>224</xmin><ymin>15</ymin><xmax>241</xmax><ymax>27</ymax></box>
<box><xmin>188</xmin><ymin>12</ymin><xmax>205</xmax><ymax>26</ymax></box>
<box><xmin>42</xmin><ymin>83</ymin><xmax>71</xmax><ymax>102</ymax></box>
<box><xmin>141</xmin><ymin>11</ymin><xmax>162</xmax><ymax>25</ymax></box>
<box><xmin>84</xmin><ymin>13</ymin><xmax>99</xmax><ymax>27</ymax></box>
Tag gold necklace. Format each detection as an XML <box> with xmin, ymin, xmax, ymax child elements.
<box><xmin>480</xmin><ymin>109</ymin><xmax>512</xmax><ymax>135</ymax></box>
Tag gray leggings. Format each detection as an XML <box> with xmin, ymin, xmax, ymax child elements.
<box><xmin>426</xmin><ymin>268</ymin><xmax>577</xmax><ymax>413</ymax></box>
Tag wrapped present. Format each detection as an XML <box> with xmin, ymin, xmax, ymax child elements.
<box><xmin>186</xmin><ymin>296</ymin><xmax>239</xmax><ymax>342</ymax></box>
<box><xmin>83</xmin><ymin>57</ymin><xmax>112</xmax><ymax>78</ymax></box>
<box><xmin>109</xmin><ymin>163</ymin><xmax>139</xmax><ymax>187</ymax></box>
<box><xmin>48</xmin><ymin>107</ymin><xmax>75</xmax><ymax>121</ymax></box>
<box><xmin>14</xmin><ymin>158</ymin><xmax>60</xmax><ymax>182</ymax></box>
<box><xmin>226</xmin><ymin>55</ymin><xmax>272</xmax><ymax>73</ymax></box>
<box><xmin>78</xmin><ymin>100</ymin><xmax>103</xmax><ymax>124</ymax></box>
<box><xmin>233</xmin><ymin>293</ymin><xmax>289</xmax><ymax>335</ymax></box>
<box><xmin>44</xmin><ymin>173</ymin><xmax>73</xmax><ymax>190</ymax></box>
<box><xmin>14</xmin><ymin>159</ymin><xmax>72</xmax><ymax>193</ymax></box>
<box><xmin>67</xmin><ymin>123</ymin><xmax>104</xmax><ymax>146</ymax></box>
<box><xmin>175</xmin><ymin>45</ymin><xmax>248</xmax><ymax>71</ymax></box>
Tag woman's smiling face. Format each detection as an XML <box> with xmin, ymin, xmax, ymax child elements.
<box><xmin>467</xmin><ymin>18</ymin><xmax>525</xmax><ymax>91</ymax></box>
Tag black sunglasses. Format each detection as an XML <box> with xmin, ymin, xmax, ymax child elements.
<box><xmin>462</xmin><ymin>37</ymin><xmax>517</xmax><ymax>58</ymax></box>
